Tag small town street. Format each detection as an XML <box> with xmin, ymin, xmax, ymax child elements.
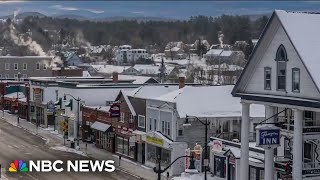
<box><xmin>0</xmin><ymin>117</ymin><xmax>140</xmax><ymax>180</ymax></box>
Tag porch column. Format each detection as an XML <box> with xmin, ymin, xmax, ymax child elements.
<box><xmin>265</xmin><ymin>105</ymin><xmax>275</xmax><ymax>180</ymax></box>
<box><xmin>293</xmin><ymin>109</ymin><xmax>303</xmax><ymax>179</ymax></box>
<box><xmin>240</xmin><ymin>102</ymin><xmax>250</xmax><ymax>180</ymax></box>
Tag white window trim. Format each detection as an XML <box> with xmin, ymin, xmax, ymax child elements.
<box><xmin>36</xmin><ymin>63</ymin><xmax>40</xmax><ymax>70</ymax></box>
<box><xmin>23</xmin><ymin>63</ymin><xmax>27</xmax><ymax>70</ymax></box>
<box><xmin>138</xmin><ymin>115</ymin><xmax>145</xmax><ymax>128</ymax></box>
<box><xmin>120</xmin><ymin>112</ymin><xmax>125</xmax><ymax>122</ymax></box>
<box><xmin>5</xmin><ymin>74</ymin><xmax>9</xmax><ymax>79</ymax></box>
<box><xmin>43</xmin><ymin>64</ymin><xmax>47</xmax><ymax>70</ymax></box>
<box><xmin>14</xmin><ymin>63</ymin><xmax>18</xmax><ymax>70</ymax></box>
<box><xmin>23</xmin><ymin>74</ymin><xmax>27</xmax><ymax>79</ymax></box>
<box><xmin>5</xmin><ymin>63</ymin><xmax>9</xmax><ymax>70</ymax></box>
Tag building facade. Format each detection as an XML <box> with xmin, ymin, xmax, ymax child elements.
<box><xmin>232</xmin><ymin>10</ymin><xmax>320</xmax><ymax>179</ymax></box>
<box><xmin>0</xmin><ymin>56</ymin><xmax>54</xmax><ymax>79</ymax></box>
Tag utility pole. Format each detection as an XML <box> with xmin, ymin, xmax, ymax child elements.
<box><xmin>16</xmin><ymin>72</ymin><xmax>21</xmax><ymax>125</ymax></box>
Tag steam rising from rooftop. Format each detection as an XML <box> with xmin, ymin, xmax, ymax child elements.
<box><xmin>218</xmin><ymin>32</ymin><xmax>224</xmax><ymax>49</ymax></box>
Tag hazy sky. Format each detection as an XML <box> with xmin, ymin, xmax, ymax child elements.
<box><xmin>1</xmin><ymin>1</ymin><xmax>320</xmax><ymax>19</ymax></box>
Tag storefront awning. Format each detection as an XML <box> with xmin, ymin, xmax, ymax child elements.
<box><xmin>90</xmin><ymin>121</ymin><xmax>111</xmax><ymax>132</ymax></box>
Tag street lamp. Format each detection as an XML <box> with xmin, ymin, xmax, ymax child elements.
<box><xmin>16</xmin><ymin>72</ymin><xmax>21</xmax><ymax>124</ymax></box>
<box><xmin>183</xmin><ymin>115</ymin><xmax>210</xmax><ymax>180</ymax></box>
<box><xmin>63</xmin><ymin>94</ymin><xmax>81</xmax><ymax>149</ymax></box>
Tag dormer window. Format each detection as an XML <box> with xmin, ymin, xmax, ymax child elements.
<box><xmin>276</xmin><ymin>45</ymin><xmax>288</xmax><ymax>91</ymax></box>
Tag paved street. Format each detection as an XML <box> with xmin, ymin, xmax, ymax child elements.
<box><xmin>0</xmin><ymin>119</ymin><xmax>139</xmax><ymax>180</ymax></box>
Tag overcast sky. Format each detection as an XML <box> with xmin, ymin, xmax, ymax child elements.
<box><xmin>1</xmin><ymin>1</ymin><xmax>320</xmax><ymax>19</ymax></box>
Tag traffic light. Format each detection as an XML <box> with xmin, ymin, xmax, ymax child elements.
<box><xmin>62</xmin><ymin>120</ymin><xmax>68</xmax><ymax>135</ymax></box>
<box><xmin>285</xmin><ymin>163</ymin><xmax>292</xmax><ymax>174</ymax></box>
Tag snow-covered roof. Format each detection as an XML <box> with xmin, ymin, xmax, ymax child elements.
<box><xmin>4</xmin><ymin>92</ymin><xmax>25</xmax><ymax>99</ymax></box>
<box><xmin>165</xmin><ymin>47</ymin><xmax>181</xmax><ymax>52</ymax></box>
<box><xmin>128</xmin><ymin>85</ymin><xmax>179</xmax><ymax>99</ymax></box>
<box><xmin>205</xmin><ymin>49</ymin><xmax>233</xmax><ymax>57</ymax></box>
<box><xmin>117</xmin><ymin>75</ymin><xmax>158</xmax><ymax>84</ymax></box>
<box><xmin>155</xmin><ymin>85</ymin><xmax>265</xmax><ymax>118</ymax></box>
<box><xmin>83</xmin><ymin>105</ymin><xmax>110</xmax><ymax>112</ymax></box>
<box><xmin>119</xmin><ymin>90</ymin><xmax>136</xmax><ymax>116</ymax></box>
<box><xmin>132</xmin><ymin>64</ymin><xmax>174</xmax><ymax>75</ymax></box>
<box><xmin>91</xmin><ymin>65</ymin><xmax>130</xmax><ymax>74</ymax></box>
<box><xmin>275</xmin><ymin>10</ymin><xmax>320</xmax><ymax>90</ymax></box>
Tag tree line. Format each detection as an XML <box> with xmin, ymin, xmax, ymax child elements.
<box><xmin>0</xmin><ymin>14</ymin><xmax>269</xmax><ymax>55</ymax></box>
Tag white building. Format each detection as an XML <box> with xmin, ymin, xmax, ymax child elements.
<box><xmin>115</xmin><ymin>45</ymin><xmax>148</xmax><ymax>64</ymax></box>
<box><xmin>233</xmin><ymin>10</ymin><xmax>320</xmax><ymax>179</ymax></box>
<box><xmin>144</xmin><ymin>84</ymin><xmax>265</xmax><ymax>176</ymax></box>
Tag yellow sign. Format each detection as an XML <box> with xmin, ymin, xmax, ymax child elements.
<box><xmin>146</xmin><ymin>135</ymin><xmax>163</xmax><ymax>146</ymax></box>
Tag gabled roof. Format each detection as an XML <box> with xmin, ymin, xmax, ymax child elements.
<box><xmin>128</xmin><ymin>85</ymin><xmax>179</xmax><ymax>99</ymax></box>
<box><xmin>116</xmin><ymin>90</ymin><xmax>136</xmax><ymax>116</ymax></box>
<box><xmin>275</xmin><ymin>10</ymin><xmax>320</xmax><ymax>91</ymax></box>
<box><xmin>233</xmin><ymin>10</ymin><xmax>320</xmax><ymax>95</ymax></box>
<box><xmin>154</xmin><ymin>85</ymin><xmax>265</xmax><ymax>118</ymax></box>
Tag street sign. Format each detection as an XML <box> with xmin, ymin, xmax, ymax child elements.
<box><xmin>110</xmin><ymin>104</ymin><xmax>120</xmax><ymax>117</ymax></box>
<box><xmin>47</xmin><ymin>100</ymin><xmax>55</xmax><ymax>113</ymax></box>
<box><xmin>204</xmin><ymin>159</ymin><xmax>209</xmax><ymax>167</ymax></box>
<box><xmin>256</xmin><ymin>124</ymin><xmax>280</xmax><ymax>149</ymax></box>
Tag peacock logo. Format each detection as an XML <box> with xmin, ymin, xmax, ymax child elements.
<box><xmin>9</xmin><ymin>160</ymin><xmax>28</xmax><ymax>172</ymax></box>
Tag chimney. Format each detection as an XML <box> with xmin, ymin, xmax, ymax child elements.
<box><xmin>179</xmin><ymin>75</ymin><xmax>185</xmax><ymax>89</ymax></box>
<box><xmin>112</xmin><ymin>71</ymin><xmax>118</xmax><ymax>83</ymax></box>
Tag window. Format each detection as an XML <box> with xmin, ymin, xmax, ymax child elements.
<box><xmin>214</xmin><ymin>156</ymin><xmax>226</xmax><ymax>178</ymax></box>
<box><xmin>304</xmin><ymin>111</ymin><xmax>315</xmax><ymax>126</ymax></box>
<box><xmin>249</xmin><ymin>167</ymin><xmax>257</xmax><ymax>180</ymax></box>
<box><xmin>14</xmin><ymin>74</ymin><xmax>18</xmax><ymax>79</ymax></box>
<box><xmin>165</xmin><ymin>122</ymin><xmax>171</xmax><ymax>136</ymax></box>
<box><xmin>154</xmin><ymin>119</ymin><xmax>157</xmax><ymax>131</ymax></box>
<box><xmin>138</xmin><ymin>115</ymin><xmax>145</xmax><ymax>128</ymax></box>
<box><xmin>43</xmin><ymin>64</ymin><xmax>47</xmax><ymax>70</ymax></box>
<box><xmin>120</xmin><ymin>112</ymin><xmax>125</xmax><ymax>122</ymax></box>
<box><xmin>162</xmin><ymin>121</ymin><xmax>165</xmax><ymax>133</ymax></box>
<box><xmin>5</xmin><ymin>74</ymin><xmax>9</xmax><ymax>79</ymax></box>
<box><xmin>149</xmin><ymin>118</ymin><xmax>152</xmax><ymax>131</ymax></box>
<box><xmin>5</xmin><ymin>63</ymin><xmax>9</xmax><ymax>70</ymax></box>
<box><xmin>14</xmin><ymin>63</ymin><xmax>18</xmax><ymax>70</ymax></box>
<box><xmin>276</xmin><ymin>45</ymin><xmax>288</xmax><ymax>90</ymax></box>
<box><xmin>36</xmin><ymin>63</ymin><xmax>40</xmax><ymax>70</ymax></box>
<box><xmin>22</xmin><ymin>74</ymin><xmax>27</xmax><ymax>79</ymax></box>
<box><xmin>0</xmin><ymin>74</ymin><xmax>2</xmax><ymax>78</ymax></box>
<box><xmin>129</xmin><ymin>114</ymin><xmax>134</xmax><ymax>123</ymax></box>
<box><xmin>23</xmin><ymin>63</ymin><xmax>27</xmax><ymax>70</ymax></box>
<box><xmin>178</xmin><ymin>129</ymin><xmax>183</xmax><ymax>136</ymax></box>
<box><xmin>264</xmin><ymin>67</ymin><xmax>271</xmax><ymax>90</ymax></box>
<box><xmin>292</xmin><ymin>68</ymin><xmax>300</xmax><ymax>92</ymax></box>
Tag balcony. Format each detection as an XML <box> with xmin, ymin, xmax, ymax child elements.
<box><xmin>276</xmin><ymin>116</ymin><xmax>320</xmax><ymax>134</ymax></box>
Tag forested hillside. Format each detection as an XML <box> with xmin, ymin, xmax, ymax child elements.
<box><xmin>0</xmin><ymin>14</ymin><xmax>269</xmax><ymax>55</ymax></box>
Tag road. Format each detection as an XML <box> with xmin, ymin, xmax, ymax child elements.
<box><xmin>0</xmin><ymin>120</ymin><xmax>139</xmax><ymax>180</ymax></box>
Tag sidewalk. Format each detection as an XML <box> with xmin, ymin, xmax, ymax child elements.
<box><xmin>1</xmin><ymin>112</ymin><xmax>166</xmax><ymax>180</ymax></box>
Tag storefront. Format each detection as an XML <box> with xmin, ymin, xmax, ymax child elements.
<box><xmin>133</xmin><ymin>130</ymin><xmax>146</xmax><ymax>164</ymax></box>
<box><xmin>90</xmin><ymin>121</ymin><xmax>114</xmax><ymax>152</ymax></box>
<box><xmin>114</xmin><ymin>126</ymin><xmax>136</xmax><ymax>160</ymax></box>
<box><xmin>144</xmin><ymin>131</ymin><xmax>187</xmax><ymax>176</ymax></box>
<box><xmin>209</xmin><ymin>138</ymin><xmax>265</xmax><ymax>180</ymax></box>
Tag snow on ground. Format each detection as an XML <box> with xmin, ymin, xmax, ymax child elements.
<box><xmin>173</xmin><ymin>173</ymin><xmax>214</xmax><ymax>180</ymax></box>
<box><xmin>50</xmin><ymin>146</ymin><xmax>88</xmax><ymax>157</ymax></box>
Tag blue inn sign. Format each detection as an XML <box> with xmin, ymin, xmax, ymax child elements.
<box><xmin>258</xmin><ymin>129</ymin><xmax>280</xmax><ymax>146</ymax></box>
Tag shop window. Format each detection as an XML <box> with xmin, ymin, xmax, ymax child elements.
<box><xmin>146</xmin><ymin>144</ymin><xmax>170</xmax><ymax>167</ymax></box>
<box><xmin>249</xmin><ymin>167</ymin><xmax>256</xmax><ymax>180</ymax></box>
<box><xmin>260</xmin><ymin>170</ymin><xmax>265</xmax><ymax>180</ymax></box>
<box><xmin>138</xmin><ymin>115</ymin><xmax>145</xmax><ymax>128</ymax></box>
<box><xmin>284</xmin><ymin>137</ymin><xmax>292</xmax><ymax>159</ymax></box>
<box><xmin>214</xmin><ymin>156</ymin><xmax>226</xmax><ymax>178</ymax></box>
<box><xmin>116</xmin><ymin>136</ymin><xmax>129</xmax><ymax>156</ymax></box>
